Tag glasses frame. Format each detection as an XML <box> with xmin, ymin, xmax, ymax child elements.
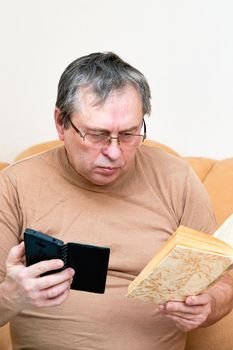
<box><xmin>67</xmin><ymin>116</ymin><xmax>147</xmax><ymax>146</ymax></box>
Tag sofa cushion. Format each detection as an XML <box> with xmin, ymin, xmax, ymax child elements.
<box><xmin>0</xmin><ymin>323</ymin><xmax>12</xmax><ymax>350</ymax></box>
<box><xmin>186</xmin><ymin>309</ymin><xmax>233</xmax><ymax>350</ymax></box>
<box><xmin>14</xmin><ymin>140</ymin><xmax>62</xmax><ymax>161</ymax></box>
<box><xmin>0</xmin><ymin>162</ymin><xmax>10</xmax><ymax>170</ymax></box>
<box><xmin>203</xmin><ymin>158</ymin><xmax>233</xmax><ymax>225</ymax></box>
<box><xmin>185</xmin><ymin>157</ymin><xmax>216</xmax><ymax>182</ymax></box>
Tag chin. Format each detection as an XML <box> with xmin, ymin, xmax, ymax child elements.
<box><xmin>91</xmin><ymin>178</ymin><xmax>117</xmax><ymax>186</ymax></box>
<box><xmin>90</xmin><ymin>174</ymin><xmax>121</xmax><ymax>186</ymax></box>
<box><xmin>86</xmin><ymin>167</ymin><xmax>124</xmax><ymax>185</ymax></box>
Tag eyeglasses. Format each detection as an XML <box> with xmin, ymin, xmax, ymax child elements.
<box><xmin>67</xmin><ymin>116</ymin><xmax>147</xmax><ymax>148</ymax></box>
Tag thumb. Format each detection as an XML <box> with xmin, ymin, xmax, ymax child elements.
<box><xmin>185</xmin><ymin>293</ymin><xmax>209</xmax><ymax>306</ymax></box>
<box><xmin>6</xmin><ymin>242</ymin><xmax>25</xmax><ymax>267</ymax></box>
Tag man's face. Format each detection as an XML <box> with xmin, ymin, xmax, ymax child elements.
<box><xmin>55</xmin><ymin>84</ymin><xmax>144</xmax><ymax>185</ymax></box>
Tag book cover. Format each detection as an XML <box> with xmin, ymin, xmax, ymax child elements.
<box><xmin>126</xmin><ymin>214</ymin><xmax>233</xmax><ymax>304</ymax></box>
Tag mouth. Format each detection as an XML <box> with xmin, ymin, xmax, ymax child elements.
<box><xmin>95</xmin><ymin>166</ymin><xmax>120</xmax><ymax>176</ymax></box>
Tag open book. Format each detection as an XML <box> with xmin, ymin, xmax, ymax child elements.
<box><xmin>126</xmin><ymin>214</ymin><xmax>233</xmax><ymax>304</ymax></box>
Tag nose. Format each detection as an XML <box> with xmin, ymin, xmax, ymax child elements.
<box><xmin>101</xmin><ymin>138</ymin><xmax>122</xmax><ymax>160</ymax></box>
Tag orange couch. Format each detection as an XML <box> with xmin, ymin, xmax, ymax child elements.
<box><xmin>0</xmin><ymin>139</ymin><xmax>233</xmax><ymax>350</ymax></box>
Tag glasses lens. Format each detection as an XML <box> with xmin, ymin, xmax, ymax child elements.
<box><xmin>119</xmin><ymin>134</ymin><xmax>143</xmax><ymax>146</ymax></box>
<box><xmin>85</xmin><ymin>134</ymin><xmax>109</xmax><ymax>145</ymax></box>
<box><xmin>84</xmin><ymin>133</ymin><xmax>144</xmax><ymax>148</ymax></box>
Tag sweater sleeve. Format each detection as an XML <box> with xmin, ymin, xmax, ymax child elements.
<box><xmin>0</xmin><ymin>170</ymin><xmax>22</xmax><ymax>282</ymax></box>
<box><xmin>179</xmin><ymin>165</ymin><xmax>216</xmax><ymax>234</ymax></box>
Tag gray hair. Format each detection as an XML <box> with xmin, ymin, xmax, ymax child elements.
<box><xmin>55</xmin><ymin>52</ymin><xmax>151</xmax><ymax>128</ymax></box>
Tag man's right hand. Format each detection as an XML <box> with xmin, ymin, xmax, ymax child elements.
<box><xmin>1</xmin><ymin>241</ymin><xmax>75</xmax><ymax>316</ymax></box>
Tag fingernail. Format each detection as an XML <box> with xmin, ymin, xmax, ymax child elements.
<box><xmin>186</xmin><ymin>296</ymin><xmax>193</xmax><ymax>304</ymax></box>
<box><xmin>57</xmin><ymin>259</ymin><xmax>64</xmax><ymax>267</ymax></box>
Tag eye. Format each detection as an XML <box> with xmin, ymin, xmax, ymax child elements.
<box><xmin>86</xmin><ymin>133</ymin><xmax>109</xmax><ymax>143</ymax></box>
<box><xmin>119</xmin><ymin>133</ymin><xmax>134</xmax><ymax>141</ymax></box>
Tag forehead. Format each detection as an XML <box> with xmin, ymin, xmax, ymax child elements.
<box><xmin>75</xmin><ymin>85</ymin><xmax>143</xmax><ymax>127</ymax></box>
<box><xmin>78</xmin><ymin>84</ymin><xmax>141</xmax><ymax>107</ymax></box>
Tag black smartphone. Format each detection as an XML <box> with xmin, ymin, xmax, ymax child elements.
<box><xmin>24</xmin><ymin>228</ymin><xmax>110</xmax><ymax>293</ymax></box>
<box><xmin>24</xmin><ymin>228</ymin><xmax>65</xmax><ymax>275</ymax></box>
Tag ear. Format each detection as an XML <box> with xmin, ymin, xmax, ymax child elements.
<box><xmin>54</xmin><ymin>108</ymin><xmax>65</xmax><ymax>141</ymax></box>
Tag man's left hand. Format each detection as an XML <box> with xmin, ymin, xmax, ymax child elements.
<box><xmin>159</xmin><ymin>293</ymin><xmax>213</xmax><ymax>331</ymax></box>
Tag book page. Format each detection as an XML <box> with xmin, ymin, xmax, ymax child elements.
<box><xmin>213</xmin><ymin>214</ymin><xmax>233</xmax><ymax>247</ymax></box>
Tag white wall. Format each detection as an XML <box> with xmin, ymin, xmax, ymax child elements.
<box><xmin>0</xmin><ymin>0</ymin><xmax>232</xmax><ymax>162</ymax></box>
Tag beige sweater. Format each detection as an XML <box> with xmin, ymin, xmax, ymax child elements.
<box><xmin>0</xmin><ymin>145</ymin><xmax>216</xmax><ymax>350</ymax></box>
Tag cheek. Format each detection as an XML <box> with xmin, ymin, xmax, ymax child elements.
<box><xmin>73</xmin><ymin>146</ymin><xmax>100</xmax><ymax>170</ymax></box>
<box><xmin>122</xmin><ymin>148</ymin><xmax>137</xmax><ymax>167</ymax></box>
<box><xmin>63</xmin><ymin>138</ymin><xmax>87</xmax><ymax>169</ymax></box>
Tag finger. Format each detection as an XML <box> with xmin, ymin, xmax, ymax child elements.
<box><xmin>160</xmin><ymin>302</ymin><xmax>208</xmax><ymax>318</ymax></box>
<box><xmin>185</xmin><ymin>294</ymin><xmax>210</xmax><ymax>306</ymax></box>
<box><xmin>163</xmin><ymin>310</ymin><xmax>209</xmax><ymax>331</ymax></box>
<box><xmin>6</xmin><ymin>242</ymin><xmax>25</xmax><ymax>266</ymax></box>
<box><xmin>46</xmin><ymin>288</ymin><xmax>70</xmax><ymax>307</ymax></box>
<box><xmin>37</xmin><ymin>268</ymin><xmax>75</xmax><ymax>290</ymax></box>
<box><xmin>161</xmin><ymin>308</ymin><xmax>207</xmax><ymax>320</ymax></box>
<box><xmin>25</xmin><ymin>259</ymin><xmax>65</xmax><ymax>278</ymax></box>
<box><xmin>162</xmin><ymin>313</ymin><xmax>201</xmax><ymax>331</ymax></box>
<box><xmin>41</xmin><ymin>279</ymin><xmax>72</xmax><ymax>299</ymax></box>
<box><xmin>34</xmin><ymin>288</ymin><xmax>71</xmax><ymax>308</ymax></box>
<box><xmin>160</xmin><ymin>301</ymin><xmax>191</xmax><ymax>314</ymax></box>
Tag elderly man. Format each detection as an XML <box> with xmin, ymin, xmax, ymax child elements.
<box><xmin>0</xmin><ymin>52</ymin><xmax>233</xmax><ymax>350</ymax></box>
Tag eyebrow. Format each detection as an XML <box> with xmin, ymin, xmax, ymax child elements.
<box><xmin>85</xmin><ymin>125</ymin><xmax>140</xmax><ymax>133</ymax></box>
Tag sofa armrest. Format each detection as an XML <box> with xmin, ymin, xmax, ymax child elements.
<box><xmin>0</xmin><ymin>323</ymin><xmax>12</xmax><ymax>350</ymax></box>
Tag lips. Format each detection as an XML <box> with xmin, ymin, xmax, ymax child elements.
<box><xmin>95</xmin><ymin>166</ymin><xmax>120</xmax><ymax>175</ymax></box>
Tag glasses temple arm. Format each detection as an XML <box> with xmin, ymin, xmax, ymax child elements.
<box><xmin>143</xmin><ymin>118</ymin><xmax>147</xmax><ymax>140</ymax></box>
